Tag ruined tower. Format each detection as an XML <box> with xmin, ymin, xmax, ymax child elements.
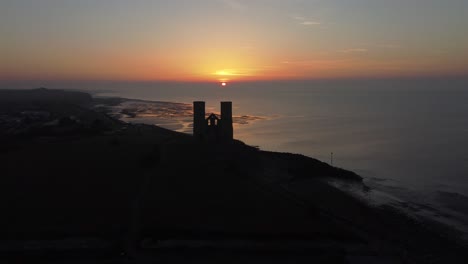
<box><xmin>193</xmin><ymin>101</ymin><xmax>233</xmax><ymax>142</ymax></box>
<box><xmin>193</xmin><ymin>101</ymin><xmax>206</xmax><ymax>140</ymax></box>
<box><xmin>220</xmin><ymin>101</ymin><xmax>233</xmax><ymax>141</ymax></box>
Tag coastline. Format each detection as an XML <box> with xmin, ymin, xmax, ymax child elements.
<box><xmin>1</xmin><ymin>88</ymin><xmax>467</xmax><ymax>263</ymax></box>
<box><xmin>99</xmin><ymin>94</ymin><xmax>468</xmax><ymax>237</ymax></box>
<box><xmin>93</xmin><ymin>96</ymin><xmax>268</xmax><ymax>135</ymax></box>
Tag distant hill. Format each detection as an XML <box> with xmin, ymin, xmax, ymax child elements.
<box><xmin>0</xmin><ymin>88</ymin><xmax>92</xmax><ymax>105</ymax></box>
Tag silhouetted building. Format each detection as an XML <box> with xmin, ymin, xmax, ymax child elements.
<box><xmin>193</xmin><ymin>101</ymin><xmax>206</xmax><ymax>139</ymax></box>
<box><xmin>193</xmin><ymin>101</ymin><xmax>233</xmax><ymax>141</ymax></box>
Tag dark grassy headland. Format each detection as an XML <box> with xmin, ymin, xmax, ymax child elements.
<box><xmin>1</xmin><ymin>88</ymin><xmax>467</xmax><ymax>263</ymax></box>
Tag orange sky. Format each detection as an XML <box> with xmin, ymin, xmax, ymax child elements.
<box><xmin>1</xmin><ymin>0</ymin><xmax>467</xmax><ymax>82</ymax></box>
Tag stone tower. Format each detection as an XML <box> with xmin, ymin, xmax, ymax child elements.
<box><xmin>193</xmin><ymin>101</ymin><xmax>206</xmax><ymax>140</ymax></box>
<box><xmin>192</xmin><ymin>101</ymin><xmax>233</xmax><ymax>141</ymax></box>
<box><xmin>220</xmin><ymin>101</ymin><xmax>233</xmax><ymax>141</ymax></box>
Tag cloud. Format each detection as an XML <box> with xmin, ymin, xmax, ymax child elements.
<box><xmin>339</xmin><ymin>48</ymin><xmax>368</xmax><ymax>53</ymax></box>
<box><xmin>292</xmin><ymin>14</ymin><xmax>321</xmax><ymax>26</ymax></box>
<box><xmin>301</xmin><ymin>21</ymin><xmax>321</xmax><ymax>26</ymax></box>
<box><xmin>293</xmin><ymin>16</ymin><xmax>306</xmax><ymax>21</ymax></box>
<box><xmin>220</xmin><ymin>0</ymin><xmax>246</xmax><ymax>10</ymax></box>
<box><xmin>376</xmin><ymin>43</ymin><xmax>400</xmax><ymax>49</ymax></box>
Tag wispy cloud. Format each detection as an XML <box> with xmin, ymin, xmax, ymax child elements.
<box><xmin>300</xmin><ymin>21</ymin><xmax>321</xmax><ymax>26</ymax></box>
<box><xmin>376</xmin><ymin>43</ymin><xmax>400</xmax><ymax>49</ymax></box>
<box><xmin>339</xmin><ymin>48</ymin><xmax>368</xmax><ymax>53</ymax></box>
<box><xmin>359</xmin><ymin>43</ymin><xmax>401</xmax><ymax>49</ymax></box>
<box><xmin>280</xmin><ymin>59</ymin><xmax>352</xmax><ymax>69</ymax></box>
<box><xmin>292</xmin><ymin>15</ymin><xmax>321</xmax><ymax>26</ymax></box>
<box><xmin>293</xmin><ymin>16</ymin><xmax>306</xmax><ymax>21</ymax></box>
<box><xmin>220</xmin><ymin>0</ymin><xmax>246</xmax><ymax>11</ymax></box>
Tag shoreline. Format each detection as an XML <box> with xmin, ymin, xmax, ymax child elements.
<box><xmin>97</xmin><ymin>95</ymin><xmax>468</xmax><ymax>238</ymax></box>
<box><xmin>94</xmin><ymin>96</ymin><xmax>268</xmax><ymax>135</ymax></box>
<box><xmin>1</xmin><ymin>88</ymin><xmax>468</xmax><ymax>262</ymax></box>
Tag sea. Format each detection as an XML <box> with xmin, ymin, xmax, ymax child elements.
<box><xmin>4</xmin><ymin>78</ymin><xmax>468</xmax><ymax>235</ymax></box>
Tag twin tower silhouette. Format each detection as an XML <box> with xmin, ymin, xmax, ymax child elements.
<box><xmin>193</xmin><ymin>101</ymin><xmax>233</xmax><ymax>142</ymax></box>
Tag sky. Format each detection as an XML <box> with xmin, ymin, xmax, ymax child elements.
<box><xmin>1</xmin><ymin>0</ymin><xmax>468</xmax><ymax>82</ymax></box>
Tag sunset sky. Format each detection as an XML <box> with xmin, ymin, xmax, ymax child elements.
<box><xmin>1</xmin><ymin>0</ymin><xmax>467</xmax><ymax>82</ymax></box>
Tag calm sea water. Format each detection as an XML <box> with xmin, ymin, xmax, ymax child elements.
<box><xmin>4</xmin><ymin>78</ymin><xmax>468</xmax><ymax>233</ymax></box>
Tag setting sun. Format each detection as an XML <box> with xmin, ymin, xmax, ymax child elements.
<box><xmin>221</xmin><ymin>82</ymin><xmax>227</xmax><ymax>86</ymax></box>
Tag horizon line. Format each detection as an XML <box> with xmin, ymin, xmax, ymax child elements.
<box><xmin>2</xmin><ymin>74</ymin><xmax>468</xmax><ymax>84</ymax></box>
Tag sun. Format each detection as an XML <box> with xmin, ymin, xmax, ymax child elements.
<box><xmin>221</xmin><ymin>82</ymin><xmax>227</xmax><ymax>87</ymax></box>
